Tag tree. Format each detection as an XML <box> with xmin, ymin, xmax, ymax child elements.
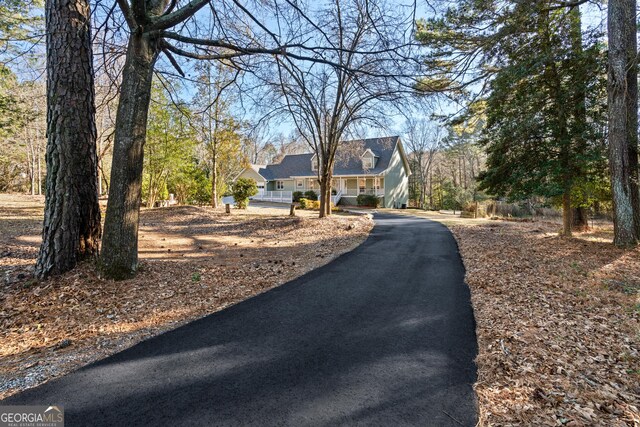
<box><xmin>232</xmin><ymin>178</ymin><xmax>257</xmax><ymax>209</ymax></box>
<box><xmin>418</xmin><ymin>2</ymin><xmax>607</xmax><ymax>236</ymax></box>
<box><xmin>0</xmin><ymin>0</ymin><xmax>43</xmax><ymax>58</ymax></box>
<box><xmin>264</xmin><ymin>0</ymin><xmax>418</xmax><ymax>217</ymax></box>
<box><xmin>404</xmin><ymin>118</ymin><xmax>443</xmax><ymax>209</ymax></box>
<box><xmin>193</xmin><ymin>62</ymin><xmax>244</xmax><ymax>208</ymax></box>
<box><xmin>35</xmin><ymin>0</ymin><xmax>101</xmax><ymax>278</ymax></box>
<box><xmin>143</xmin><ymin>81</ymin><xmax>196</xmax><ymax>208</ymax></box>
<box><xmin>0</xmin><ymin>73</ymin><xmax>46</xmax><ymax>194</ymax></box>
<box><xmin>99</xmin><ymin>0</ymin><xmax>416</xmax><ymax>277</ymax></box>
<box><xmin>608</xmin><ymin>0</ymin><xmax>640</xmax><ymax>246</ymax></box>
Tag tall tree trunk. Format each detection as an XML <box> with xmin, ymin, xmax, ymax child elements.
<box><xmin>209</xmin><ymin>64</ymin><xmax>219</xmax><ymax>209</ymax></box>
<box><xmin>36</xmin><ymin>139</ymin><xmax>42</xmax><ymax>195</ymax></box>
<box><xmin>325</xmin><ymin>178</ymin><xmax>332</xmax><ymax>216</ymax></box>
<box><xmin>97</xmin><ymin>132</ymin><xmax>103</xmax><ymax>196</ymax></box>
<box><xmin>429</xmin><ymin>168</ymin><xmax>433</xmax><ymax>209</ymax></box>
<box><xmin>572</xmin><ymin>207</ymin><xmax>590</xmax><ymax>232</ymax></box>
<box><xmin>319</xmin><ymin>177</ymin><xmax>329</xmax><ymax>218</ymax></box>
<box><xmin>569</xmin><ymin>8</ymin><xmax>589</xmax><ymax>235</ymax></box>
<box><xmin>35</xmin><ymin>0</ymin><xmax>100</xmax><ymax>278</ymax></box>
<box><xmin>100</xmin><ymin>34</ymin><xmax>158</xmax><ymax>279</ymax></box>
<box><xmin>562</xmin><ymin>188</ymin><xmax>572</xmax><ymax>237</ymax></box>
<box><xmin>211</xmin><ymin>150</ymin><xmax>218</xmax><ymax>208</ymax></box>
<box><xmin>608</xmin><ymin>0</ymin><xmax>639</xmax><ymax>246</ymax></box>
<box><xmin>625</xmin><ymin>16</ymin><xmax>640</xmax><ymax>240</ymax></box>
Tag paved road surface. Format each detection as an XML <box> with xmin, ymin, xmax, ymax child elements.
<box><xmin>4</xmin><ymin>213</ymin><xmax>478</xmax><ymax>426</ymax></box>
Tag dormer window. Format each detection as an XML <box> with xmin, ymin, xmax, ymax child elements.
<box><xmin>311</xmin><ymin>154</ymin><xmax>318</xmax><ymax>171</ymax></box>
<box><xmin>361</xmin><ymin>149</ymin><xmax>376</xmax><ymax>170</ymax></box>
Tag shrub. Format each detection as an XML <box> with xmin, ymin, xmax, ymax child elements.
<box><xmin>463</xmin><ymin>202</ymin><xmax>487</xmax><ymax>218</ymax></box>
<box><xmin>304</xmin><ymin>190</ymin><xmax>318</xmax><ymax>201</ymax></box>
<box><xmin>292</xmin><ymin>191</ymin><xmax>303</xmax><ymax>202</ymax></box>
<box><xmin>299</xmin><ymin>198</ymin><xmax>322</xmax><ymax>210</ymax></box>
<box><xmin>356</xmin><ymin>194</ymin><xmax>380</xmax><ymax>207</ymax></box>
<box><xmin>232</xmin><ymin>178</ymin><xmax>258</xmax><ymax>209</ymax></box>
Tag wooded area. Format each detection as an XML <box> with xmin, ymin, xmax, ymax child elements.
<box><xmin>0</xmin><ymin>0</ymin><xmax>638</xmax><ymax>266</ymax></box>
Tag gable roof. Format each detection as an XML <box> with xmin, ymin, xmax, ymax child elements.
<box><xmin>255</xmin><ymin>136</ymin><xmax>401</xmax><ymax>180</ymax></box>
<box><xmin>256</xmin><ymin>153</ymin><xmax>314</xmax><ymax>181</ymax></box>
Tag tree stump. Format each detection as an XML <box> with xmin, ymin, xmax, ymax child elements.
<box><xmin>290</xmin><ymin>203</ymin><xmax>296</xmax><ymax>216</ymax></box>
<box><xmin>225</xmin><ymin>204</ymin><xmax>231</xmax><ymax>214</ymax></box>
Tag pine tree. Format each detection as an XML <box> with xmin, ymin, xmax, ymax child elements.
<box><xmin>417</xmin><ymin>2</ymin><xmax>608</xmax><ymax>235</ymax></box>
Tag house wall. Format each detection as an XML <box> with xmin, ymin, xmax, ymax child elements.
<box><xmin>237</xmin><ymin>168</ymin><xmax>266</xmax><ymax>185</ymax></box>
<box><xmin>266</xmin><ymin>179</ymin><xmax>295</xmax><ymax>191</ymax></box>
<box><xmin>384</xmin><ymin>144</ymin><xmax>409</xmax><ymax>208</ymax></box>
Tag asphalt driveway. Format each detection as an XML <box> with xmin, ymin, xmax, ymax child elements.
<box><xmin>3</xmin><ymin>213</ymin><xmax>478</xmax><ymax>426</ymax></box>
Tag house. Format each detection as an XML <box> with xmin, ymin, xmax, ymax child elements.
<box><xmin>235</xmin><ymin>136</ymin><xmax>411</xmax><ymax>208</ymax></box>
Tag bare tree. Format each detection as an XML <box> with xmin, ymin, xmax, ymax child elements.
<box><xmin>261</xmin><ymin>0</ymin><xmax>421</xmax><ymax>217</ymax></box>
<box><xmin>404</xmin><ymin>118</ymin><xmax>443</xmax><ymax>209</ymax></box>
<box><xmin>98</xmin><ymin>0</ymin><xmax>423</xmax><ymax>277</ymax></box>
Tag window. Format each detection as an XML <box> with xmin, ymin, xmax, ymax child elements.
<box><xmin>276</xmin><ymin>181</ymin><xmax>284</xmax><ymax>190</ymax></box>
<box><xmin>296</xmin><ymin>179</ymin><xmax>303</xmax><ymax>188</ymax></box>
<box><xmin>374</xmin><ymin>178</ymin><xmax>380</xmax><ymax>190</ymax></box>
<box><xmin>311</xmin><ymin>156</ymin><xmax>318</xmax><ymax>171</ymax></box>
<box><xmin>359</xmin><ymin>178</ymin><xmax>366</xmax><ymax>194</ymax></box>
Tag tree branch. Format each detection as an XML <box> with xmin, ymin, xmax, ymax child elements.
<box><xmin>148</xmin><ymin>0</ymin><xmax>210</xmax><ymax>30</ymax></box>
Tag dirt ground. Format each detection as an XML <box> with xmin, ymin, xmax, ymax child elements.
<box><xmin>391</xmin><ymin>209</ymin><xmax>640</xmax><ymax>426</ymax></box>
<box><xmin>0</xmin><ymin>194</ymin><xmax>373</xmax><ymax>399</ymax></box>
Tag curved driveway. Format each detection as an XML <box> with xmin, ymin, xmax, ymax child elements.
<box><xmin>4</xmin><ymin>213</ymin><xmax>478</xmax><ymax>426</ymax></box>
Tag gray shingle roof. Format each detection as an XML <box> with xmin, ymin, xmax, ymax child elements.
<box><xmin>256</xmin><ymin>136</ymin><xmax>400</xmax><ymax>180</ymax></box>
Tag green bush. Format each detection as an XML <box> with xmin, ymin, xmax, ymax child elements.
<box><xmin>357</xmin><ymin>194</ymin><xmax>380</xmax><ymax>207</ymax></box>
<box><xmin>299</xmin><ymin>198</ymin><xmax>308</xmax><ymax>209</ymax></box>
<box><xmin>292</xmin><ymin>191</ymin><xmax>303</xmax><ymax>202</ymax></box>
<box><xmin>304</xmin><ymin>190</ymin><xmax>318</xmax><ymax>201</ymax></box>
<box><xmin>232</xmin><ymin>178</ymin><xmax>258</xmax><ymax>209</ymax></box>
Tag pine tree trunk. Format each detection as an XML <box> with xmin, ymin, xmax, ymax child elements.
<box><xmin>562</xmin><ymin>189</ymin><xmax>572</xmax><ymax>237</ymax></box>
<box><xmin>625</xmin><ymin>20</ymin><xmax>640</xmax><ymax>240</ymax></box>
<box><xmin>608</xmin><ymin>0</ymin><xmax>639</xmax><ymax>246</ymax></box>
<box><xmin>568</xmin><ymin>8</ymin><xmax>590</xmax><ymax>236</ymax></box>
<box><xmin>100</xmin><ymin>33</ymin><xmax>158</xmax><ymax>279</ymax></box>
<box><xmin>35</xmin><ymin>0</ymin><xmax>100</xmax><ymax>278</ymax></box>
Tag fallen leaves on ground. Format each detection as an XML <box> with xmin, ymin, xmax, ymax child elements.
<box><xmin>0</xmin><ymin>197</ymin><xmax>372</xmax><ymax>399</ymax></box>
<box><xmin>450</xmin><ymin>220</ymin><xmax>640</xmax><ymax>426</ymax></box>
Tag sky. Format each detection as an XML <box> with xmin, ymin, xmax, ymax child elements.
<box><xmin>3</xmin><ymin>0</ymin><xmax>610</xmax><ymax>148</ymax></box>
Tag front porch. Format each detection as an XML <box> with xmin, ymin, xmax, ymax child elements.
<box><xmin>293</xmin><ymin>176</ymin><xmax>384</xmax><ymax>198</ymax></box>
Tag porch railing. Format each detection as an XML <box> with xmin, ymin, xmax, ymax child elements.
<box><xmin>250</xmin><ymin>191</ymin><xmax>293</xmax><ymax>203</ymax></box>
<box><xmin>341</xmin><ymin>189</ymin><xmax>384</xmax><ymax>197</ymax></box>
